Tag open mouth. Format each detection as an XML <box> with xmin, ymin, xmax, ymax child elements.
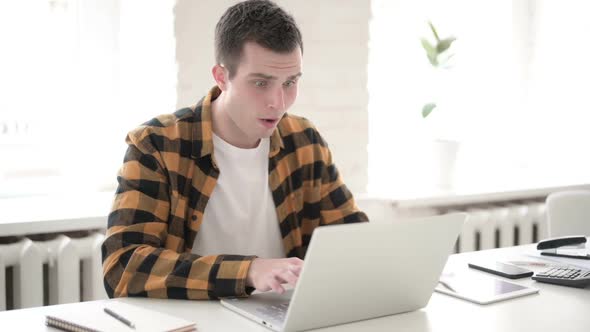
<box><xmin>258</xmin><ymin>118</ymin><xmax>279</xmax><ymax>128</ymax></box>
<box><xmin>258</xmin><ymin>118</ymin><xmax>279</xmax><ymax>129</ymax></box>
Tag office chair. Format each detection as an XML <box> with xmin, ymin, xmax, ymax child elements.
<box><xmin>545</xmin><ymin>190</ymin><xmax>590</xmax><ymax>237</ymax></box>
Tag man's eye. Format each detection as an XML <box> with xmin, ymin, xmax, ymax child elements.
<box><xmin>254</xmin><ymin>81</ymin><xmax>267</xmax><ymax>87</ymax></box>
<box><xmin>283</xmin><ymin>80</ymin><xmax>295</xmax><ymax>87</ymax></box>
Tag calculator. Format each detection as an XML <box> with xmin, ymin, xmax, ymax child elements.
<box><xmin>532</xmin><ymin>267</ymin><xmax>590</xmax><ymax>288</ymax></box>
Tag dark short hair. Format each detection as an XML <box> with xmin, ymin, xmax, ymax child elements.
<box><xmin>214</xmin><ymin>0</ymin><xmax>303</xmax><ymax>78</ymax></box>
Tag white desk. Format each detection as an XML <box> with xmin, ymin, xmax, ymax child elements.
<box><xmin>1</xmin><ymin>243</ymin><xmax>588</xmax><ymax>332</ymax></box>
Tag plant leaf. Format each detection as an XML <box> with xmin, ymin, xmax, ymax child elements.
<box><xmin>420</xmin><ymin>38</ymin><xmax>438</xmax><ymax>67</ymax></box>
<box><xmin>428</xmin><ymin>21</ymin><xmax>440</xmax><ymax>42</ymax></box>
<box><xmin>436</xmin><ymin>37</ymin><xmax>456</xmax><ymax>54</ymax></box>
<box><xmin>422</xmin><ymin>103</ymin><xmax>437</xmax><ymax>118</ymax></box>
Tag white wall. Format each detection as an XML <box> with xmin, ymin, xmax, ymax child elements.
<box><xmin>174</xmin><ymin>0</ymin><xmax>370</xmax><ymax>194</ymax></box>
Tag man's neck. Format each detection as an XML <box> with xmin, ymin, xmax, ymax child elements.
<box><xmin>211</xmin><ymin>93</ymin><xmax>260</xmax><ymax>149</ymax></box>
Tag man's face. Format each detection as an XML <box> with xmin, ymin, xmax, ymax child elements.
<box><xmin>221</xmin><ymin>42</ymin><xmax>302</xmax><ymax>143</ymax></box>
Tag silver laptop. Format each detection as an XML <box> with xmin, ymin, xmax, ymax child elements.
<box><xmin>221</xmin><ymin>213</ymin><xmax>466</xmax><ymax>332</ymax></box>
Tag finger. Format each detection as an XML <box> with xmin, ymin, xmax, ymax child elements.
<box><xmin>274</xmin><ymin>274</ymin><xmax>296</xmax><ymax>287</ymax></box>
<box><xmin>288</xmin><ymin>265</ymin><xmax>302</xmax><ymax>276</ymax></box>
<box><xmin>255</xmin><ymin>283</ymin><xmax>271</xmax><ymax>292</ymax></box>
<box><xmin>277</xmin><ymin>269</ymin><xmax>298</xmax><ymax>286</ymax></box>
<box><xmin>268</xmin><ymin>277</ymin><xmax>285</xmax><ymax>294</ymax></box>
<box><xmin>288</xmin><ymin>257</ymin><xmax>304</xmax><ymax>267</ymax></box>
<box><xmin>270</xmin><ymin>269</ymin><xmax>295</xmax><ymax>287</ymax></box>
<box><xmin>275</xmin><ymin>273</ymin><xmax>298</xmax><ymax>287</ymax></box>
<box><xmin>275</xmin><ymin>274</ymin><xmax>288</xmax><ymax>284</ymax></box>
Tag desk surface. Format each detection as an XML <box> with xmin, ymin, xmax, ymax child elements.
<box><xmin>1</xmin><ymin>243</ymin><xmax>588</xmax><ymax>332</ymax></box>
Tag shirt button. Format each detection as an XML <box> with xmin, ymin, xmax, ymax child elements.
<box><xmin>192</xmin><ymin>215</ymin><xmax>197</xmax><ymax>221</ymax></box>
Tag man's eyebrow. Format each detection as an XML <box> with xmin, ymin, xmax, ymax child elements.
<box><xmin>247</xmin><ymin>73</ymin><xmax>276</xmax><ymax>80</ymax></box>
<box><xmin>288</xmin><ymin>72</ymin><xmax>303</xmax><ymax>80</ymax></box>
<box><xmin>247</xmin><ymin>72</ymin><xmax>303</xmax><ymax>80</ymax></box>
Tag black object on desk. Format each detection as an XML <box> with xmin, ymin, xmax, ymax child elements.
<box><xmin>468</xmin><ymin>261</ymin><xmax>534</xmax><ymax>279</ymax></box>
<box><xmin>536</xmin><ymin>235</ymin><xmax>589</xmax><ymax>260</ymax></box>
<box><xmin>104</xmin><ymin>307</ymin><xmax>136</xmax><ymax>329</ymax></box>
<box><xmin>536</xmin><ymin>235</ymin><xmax>586</xmax><ymax>250</ymax></box>
<box><xmin>532</xmin><ymin>267</ymin><xmax>590</xmax><ymax>288</ymax></box>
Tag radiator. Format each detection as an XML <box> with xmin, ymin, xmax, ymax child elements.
<box><xmin>0</xmin><ymin>232</ymin><xmax>107</xmax><ymax>311</ymax></box>
<box><xmin>440</xmin><ymin>201</ymin><xmax>548</xmax><ymax>253</ymax></box>
<box><xmin>358</xmin><ymin>197</ymin><xmax>549</xmax><ymax>253</ymax></box>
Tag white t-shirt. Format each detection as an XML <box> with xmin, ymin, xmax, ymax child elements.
<box><xmin>191</xmin><ymin>133</ymin><xmax>285</xmax><ymax>258</ymax></box>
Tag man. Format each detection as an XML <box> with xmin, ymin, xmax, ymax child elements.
<box><xmin>102</xmin><ymin>0</ymin><xmax>368</xmax><ymax>300</ymax></box>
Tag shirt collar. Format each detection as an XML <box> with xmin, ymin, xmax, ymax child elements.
<box><xmin>192</xmin><ymin>86</ymin><xmax>285</xmax><ymax>159</ymax></box>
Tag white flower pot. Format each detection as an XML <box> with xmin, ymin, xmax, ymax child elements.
<box><xmin>432</xmin><ymin>139</ymin><xmax>460</xmax><ymax>190</ymax></box>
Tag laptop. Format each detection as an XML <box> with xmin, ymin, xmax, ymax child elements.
<box><xmin>221</xmin><ymin>213</ymin><xmax>466</xmax><ymax>332</ymax></box>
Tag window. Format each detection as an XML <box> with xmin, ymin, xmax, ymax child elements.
<box><xmin>0</xmin><ymin>0</ymin><xmax>176</xmax><ymax>198</ymax></box>
<box><xmin>368</xmin><ymin>0</ymin><xmax>590</xmax><ymax>197</ymax></box>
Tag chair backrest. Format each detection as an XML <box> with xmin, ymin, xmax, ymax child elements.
<box><xmin>546</xmin><ymin>190</ymin><xmax>590</xmax><ymax>237</ymax></box>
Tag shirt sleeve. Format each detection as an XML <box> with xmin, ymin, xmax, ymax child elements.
<box><xmin>102</xmin><ymin>129</ymin><xmax>256</xmax><ymax>300</ymax></box>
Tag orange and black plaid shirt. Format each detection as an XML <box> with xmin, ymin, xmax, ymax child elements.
<box><xmin>102</xmin><ymin>86</ymin><xmax>368</xmax><ymax>300</ymax></box>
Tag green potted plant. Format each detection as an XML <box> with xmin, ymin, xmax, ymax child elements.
<box><xmin>421</xmin><ymin>21</ymin><xmax>456</xmax><ymax>118</ymax></box>
<box><xmin>420</xmin><ymin>21</ymin><xmax>459</xmax><ymax>190</ymax></box>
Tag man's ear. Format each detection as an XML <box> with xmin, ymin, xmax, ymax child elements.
<box><xmin>212</xmin><ymin>64</ymin><xmax>228</xmax><ymax>91</ymax></box>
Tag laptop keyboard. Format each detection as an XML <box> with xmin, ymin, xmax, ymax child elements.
<box><xmin>255</xmin><ymin>302</ymin><xmax>290</xmax><ymax>323</ymax></box>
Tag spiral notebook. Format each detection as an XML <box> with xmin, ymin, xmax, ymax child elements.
<box><xmin>45</xmin><ymin>301</ymin><xmax>196</xmax><ymax>332</ymax></box>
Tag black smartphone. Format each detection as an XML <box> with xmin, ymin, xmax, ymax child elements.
<box><xmin>468</xmin><ymin>261</ymin><xmax>534</xmax><ymax>279</ymax></box>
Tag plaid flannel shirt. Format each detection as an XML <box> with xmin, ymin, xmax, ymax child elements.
<box><xmin>102</xmin><ymin>86</ymin><xmax>368</xmax><ymax>300</ymax></box>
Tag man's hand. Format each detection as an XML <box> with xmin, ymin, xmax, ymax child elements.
<box><xmin>246</xmin><ymin>257</ymin><xmax>303</xmax><ymax>294</ymax></box>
